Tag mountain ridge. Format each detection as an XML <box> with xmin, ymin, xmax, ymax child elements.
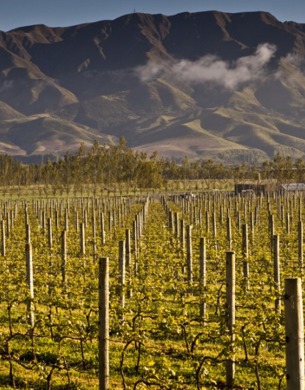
<box><xmin>1</xmin><ymin>10</ymin><xmax>305</xmax><ymax>162</ymax></box>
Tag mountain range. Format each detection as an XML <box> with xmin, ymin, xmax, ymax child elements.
<box><xmin>1</xmin><ymin>10</ymin><xmax>305</xmax><ymax>163</ymax></box>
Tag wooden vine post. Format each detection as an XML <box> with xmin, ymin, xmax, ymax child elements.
<box><xmin>125</xmin><ymin>229</ymin><xmax>131</xmax><ymax>269</ymax></box>
<box><xmin>212</xmin><ymin>212</ymin><xmax>217</xmax><ymax>238</ymax></box>
<box><xmin>284</xmin><ymin>278</ymin><xmax>304</xmax><ymax>390</ymax></box>
<box><xmin>1</xmin><ymin>220</ymin><xmax>5</xmax><ymax>256</ymax></box>
<box><xmin>64</xmin><ymin>209</ymin><xmax>69</xmax><ymax>232</ymax></box>
<box><xmin>47</xmin><ymin>217</ymin><xmax>52</xmax><ymax>249</ymax></box>
<box><xmin>226</xmin><ymin>251</ymin><xmax>236</xmax><ymax>389</ymax></box>
<box><xmin>118</xmin><ymin>240</ymin><xmax>126</xmax><ymax>319</ymax></box>
<box><xmin>125</xmin><ymin>228</ymin><xmax>133</xmax><ymax>298</ymax></box>
<box><xmin>61</xmin><ymin>230</ymin><xmax>67</xmax><ymax>286</ymax></box>
<box><xmin>180</xmin><ymin>219</ymin><xmax>185</xmax><ymax>253</ymax></box>
<box><xmin>205</xmin><ymin>210</ymin><xmax>209</xmax><ymax>235</ymax></box>
<box><xmin>101</xmin><ymin>212</ymin><xmax>106</xmax><ymax>245</ymax></box>
<box><xmin>186</xmin><ymin>225</ymin><xmax>193</xmax><ymax>282</ymax></box>
<box><xmin>269</xmin><ymin>214</ymin><xmax>274</xmax><ymax>250</ymax></box>
<box><xmin>80</xmin><ymin>222</ymin><xmax>85</xmax><ymax>256</ymax></box>
<box><xmin>286</xmin><ymin>212</ymin><xmax>290</xmax><ymax>235</ymax></box>
<box><xmin>99</xmin><ymin>257</ymin><xmax>109</xmax><ymax>390</ymax></box>
<box><xmin>26</xmin><ymin>242</ymin><xmax>35</xmax><ymax>328</ymax></box>
<box><xmin>298</xmin><ymin>221</ymin><xmax>303</xmax><ymax>269</ymax></box>
<box><xmin>133</xmin><ymin>219</ymin><xmax>139</xmax><ymax>274</ymax></box>
<box><xmin>213</xmin><ymin>212</ymin><xmax>218</xmax><ymax>251</ymax></box>
<box><xmin>199</xmin><ymin>237</ymin><xmax>207</xmax><ymax>319</ymax></box>
<box><xmin>242</xmin><ymin>223</ymin><xmax>249</xmax><ymax>290</ymax></box>
<box><xmin>175</xmin><ymin>212</ymin><xmax>180</xmax><ymax>239</ymax></box>
<box><xmin>92</xmin><ymin>209</ymin><xmax>97</xmax><ymax>257</ymax></box>
<box><xmin>273</xmin><ymin>234</ymin><xmax>281</xmax><ymax>313</ymax></box>
<box><xmin>227</xmin><ymin>216</ymin><xmax>232</xmax><ymax>250</ymax></box>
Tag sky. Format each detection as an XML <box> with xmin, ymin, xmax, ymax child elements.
<box><xmin>0</xmin><ymin>0</ymin><xmax>304</xmax><ymax>32</ymax></box>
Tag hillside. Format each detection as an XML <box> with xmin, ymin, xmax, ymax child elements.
<box><xmin>1</xmin><ymin>11</ymin><xmax>305</xmax><ymax>162</ymax></box>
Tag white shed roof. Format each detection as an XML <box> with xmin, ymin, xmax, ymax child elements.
<box><xmin>281</xmin><ymin>183</ymin><xmax>305</xmax><ymax>191</ymax></box>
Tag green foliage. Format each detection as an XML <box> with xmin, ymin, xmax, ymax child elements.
<box><xmin>0</xmin><ymin>145</ymin><xmax>304</xmax><ymax>193</ymax></box>
<box><xmin>0</xmin><ymin>188</ymin><xmax>303</xmax><ymax>388</ymax></box>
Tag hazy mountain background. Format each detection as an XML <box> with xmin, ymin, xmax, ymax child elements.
<box><xmin>1</xmin><ymin>10</ymin><xmax>305</xmax><ymax>163</ymax></box>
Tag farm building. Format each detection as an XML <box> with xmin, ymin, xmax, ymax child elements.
<box><xmin>234</xmin><ymin>183</ymin><xmax>267</xmax><ymax>195</ymax></box>
<box><xmin>280</xmin><ymin>183</ymin><xmax>305</xmax><ymax>192</ymax></box>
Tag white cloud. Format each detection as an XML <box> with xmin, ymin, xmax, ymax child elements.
<box><xmin>136</xmin><ymin>61</ymin><xmax>164</xmax><ymax>82</ymax></box>
<box><xmin>136</xmin><ymin>43</ymin><xmax>277</xmax><ymax>89</ymax></box>
<box><xmin>274</xmin><ymin>51</ymin><xmax>304</xmax><ymax>81</ymax></box>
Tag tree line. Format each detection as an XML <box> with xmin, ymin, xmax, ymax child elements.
<box><xmin>0</xmin><ymin>140</ymin><xmax>304</xmax><ymax>189</ymax></box>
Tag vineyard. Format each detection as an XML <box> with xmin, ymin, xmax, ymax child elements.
<box><xmin>0</xmin><ymin>190</ymin><xmax>304</xmax><ymax>389</ymax></box>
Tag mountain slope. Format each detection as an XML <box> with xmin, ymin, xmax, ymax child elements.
<box><xmin>1</xmin><ymin>11</ymin><xmax>305</xmax><ymax>162</ymax></box>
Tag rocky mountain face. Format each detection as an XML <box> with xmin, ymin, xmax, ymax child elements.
<box><xmin>1</xmin><ymin>11</ymin><xmax>305</xmax><ymax>162</ymax></box>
